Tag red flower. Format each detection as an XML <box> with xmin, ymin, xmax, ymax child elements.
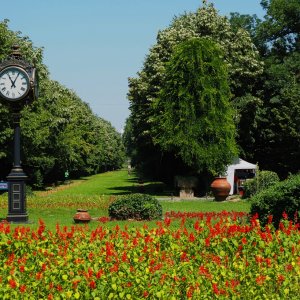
<box><xmin>41</xmin><ymin>263</ymin><xmax>47</xmax><ymax>271</ymax></box>
<box><xmin>255</xmin><ymin>255</ymin><xmax>263</xmax><ymax>264</ymax></box>
<box><xmin>106</xmin><ymin>242</ymin><xmax>113</xmax><ymax>256</ymax></box>
<box><xmin>89</xmin><ymin>280</ymin><xmax>96</xmax><ymax>289</ymax></box>
<box><xmin>180</xmin><ymin>252</ymin><xmax>189</xmax><ymax>262</ymax></box>
<box><xmin>37</xmin><ymin>219</ymin><xmax>46</xmax><ymax>236</ymax></box>
<box><xmin>187</xmin><ymin>287</ymin><xmax>194</xmax><ymax>298</ymax></box>
<box><xmin>205</xmin><ymin>238</ymin><xmax>210</xmax><ymax>247</ymax></box>
<box><xmin>267</xmin><ymin>215</ymin><xmax>273</xmax><ymax>224</ymax></box>
<box><xmin>19</xmin><ymin>284</ymin><xmax>26</xmax><ymax>293</ymax></box>
<box><xmin>212</xmin><ymin>283</ymin><xmax>220</xmax><ymax>295</ymax></box>
<box><xmin>265</xmin><ymin>258</ymin><xmax>272</xmax><ymax>267</ymax></box>
<box><xmin>72</xmin><ymin>280</ymin><xmax>80</xmax><ymax>289</ymax></box>
<box><xmin>189</xmin><ymin>233</ymin><xmax>195</xmax><ymax>242</ymax></box>
<box><xmin>277</xmin><ymin>274</ymin><xmax>285</xmax><ymax>283</ymax></box>
<box><xmin>96</xmin><ymin>269</ymin><xmax>104</xmax><ymax>278</ymax></box>
<box><xmin>230</xmin><ymin>279</ymin><xmax>240</xmax><ymax>289</ymax></box>
<box><xmin>143</xmin><ymin>291</ymin><xmax>149</xmax><ymax>298</ymax></box>
<box><xmin>56</xmin><ymin>284</ymin><xmax>63</xmax><ymax>291</ymax></box>
<box><xmin>132</xmin><ymin>237</ymin><xmax>138</xmax><ymax>246</ymax></box>
<box><xmin>194</xmin><ymin>220</ymin><xmax>200</xmax><ymax>231</ymax></box>
<box><xmin>164</xmin><ymin>217</ymin><xmax>171</xmax><ymax>227</ymax></box>
<box><xmin>98</xmin><ymin>216</ymin><xmax>109</xmax><ymax>223</ymax></box>
<box><xmin>88</xmin><ymin>252</ymin><xmax>94</xmax><ymax>261</ymax></box>
<box><xmin>110</xmin><ymin>264</ymin><xmax>119</xmax><ymax>273</ymax></box>
<box><xmin>285</xmin><ymin>264</ymin><xmax>293</xmax><ymax>271</ymax></box>
<box><xmin>212</xmin><ymin>255</ymin><xmax>221</xmax><ymax>265</ymax></box>
<box><xmin>256</xmin><ymin>275</ymin><xmax>266</xmax><ymax>285</ymax></box>
<box><xmin>9</xmin><ymin>279</ymin><xmax>17</xmax><ymax>289</ymax></box>
<box><xmin>19</xmin><ymin>265</ymin><xmax>25</xmax><ymax>273</ymax></box>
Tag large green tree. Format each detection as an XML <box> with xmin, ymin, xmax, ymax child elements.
<box><xmin>151</xmin><ymin>38</ymin><xmax>237</xmax><ymax>175</ymax></box>
<box><xmin>231</xmin><ymin>0</ymin><xmax>300</xmax><ymax>177</ymax></box>
<box><xmin>126</xmin><ymin>3</ymin><xmax>262</xmax><ymax>181</ymax></box>
<box><xmin>0</xmin><ymin>20</ymin><xmax>125</xmax><ymax>187</ymax></box>
<box><xmin>259</xmin><ymin>0</ymin><xmax>300</xmax><ymax>55</ymax></box>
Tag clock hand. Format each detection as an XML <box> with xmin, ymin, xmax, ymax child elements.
<box><xmin>11</xmin><ymin>72</ymin><xmax>20</xmax><ymax>88</ymax></box>
<box><xmin>7</xmin><ymin>73</ymin><xmax>16</xmax><ymax>88</ymax></box>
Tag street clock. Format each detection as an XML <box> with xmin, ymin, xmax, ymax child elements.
<box><xmin>0</xmin><ymin>45</ymin><xmax>38</xmax><ymax>105</ymax></box>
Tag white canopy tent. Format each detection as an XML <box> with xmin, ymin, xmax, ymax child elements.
<box><xmin>225</xmin><ymin>158</ymin><xmax>257</xmax><ymax>195</ymax></box>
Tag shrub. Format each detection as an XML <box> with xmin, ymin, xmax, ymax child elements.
<box><xmin>243</xmin><ymin>170</ymin><xmax>279</xmax><ymax>198</ymax></box>
<box><xmin>250</xmin><ymin>173</ymin><xmax>300</xmax><ymax>227</ymax></box>
<box><xmin>108</xmin><ymin>193</ymin><xmax>162</xmax><ymax>220</ymax></box>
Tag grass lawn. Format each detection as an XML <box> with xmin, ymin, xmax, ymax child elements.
<box><xmin>0</xmin><ymin>169</ymin><xmax>250</xmax><ymax>230</ymax></box>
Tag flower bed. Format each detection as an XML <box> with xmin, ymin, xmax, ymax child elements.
<box><xmin>0</xmin><ymin>211</ymin><xmax>299</xmax><ymax>299</ymax></box>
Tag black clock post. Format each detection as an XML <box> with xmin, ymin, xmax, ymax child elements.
<box><xmin>6</xmin><ymin>110</ymin><xmax>28</xmax><ymax>222</ymax></box>
<box><xmin>0</xmin><ymin>45</ymin><xmax>38</xmax><ymax>223</ymax></box>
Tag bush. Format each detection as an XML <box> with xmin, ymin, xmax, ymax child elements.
<box><xmin>243</xmin><ymin>170</ymin><xmax>279</xmax><ymax>199</ymax></box>
<box><xmin>250</xmin><ymin>173</ymin><xmax>300</xmax><ymax>227</ymax></box>
<box><xmin>108</xmin><ymin>193</ymin><xmax>163</xmax><ymax>220</ymax></box>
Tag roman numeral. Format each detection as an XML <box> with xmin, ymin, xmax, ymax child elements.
<box><xmin>21</xmin><ymin>87</ymin><xmax>25</xmax><ymax>91</ymax></box>
<box><xmin>2</xmin><ymin>87</ymin><xmax>6</xmax><ymax>91</ymax></box>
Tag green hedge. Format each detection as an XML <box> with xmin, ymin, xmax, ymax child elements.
<box><xmin>108</xmin><ymin>193</ymin><xmax>162</xmax><ymax>221</ymax></box>
<box><xmin>243</xmin><ymin>170</ymin><xmax>279</xmax><ymax>199</ymax></box>
<box><xmin>250</xmin><ymin>173</ymin><xmax>300</xmax><ymax>227</ymax></box>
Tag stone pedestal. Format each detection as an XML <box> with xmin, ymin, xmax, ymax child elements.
<box><xmin>175</xmin><ymin>176</ymin><xmax>198</xmax><ymax>199</ymax></box>
<box><xmin>179</xmin><ymin>188</ymin><xmax>194</xmax><ymax>199</ymax></box>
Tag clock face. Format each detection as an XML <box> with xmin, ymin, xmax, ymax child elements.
<box><xmin>0</xmin><ymin>66</ymin><xmax>30</xmax><ymax>101</ymax></box>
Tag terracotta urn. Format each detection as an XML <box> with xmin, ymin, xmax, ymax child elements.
<box><xmin>73</xmin><ymin>209</ymin><xmax>91</xmax><ymax>223</ymax></box>
<box><xmin>210</xmin><ymin>177</ymin><xmax>231</xmax><ymax>201</ymax></box>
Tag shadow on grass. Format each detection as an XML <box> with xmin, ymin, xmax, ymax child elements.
<box><xmin>108</xmin><ymin>182</ymin><xmax>176</xmax><ymax>196</ymax></box>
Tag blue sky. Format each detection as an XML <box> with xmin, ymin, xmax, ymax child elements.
<box><xmin>0</xmin><ymin>1</ymin><xmax>265</xmax><ymax>132</ymax></box>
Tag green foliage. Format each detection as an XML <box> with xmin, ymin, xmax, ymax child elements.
<box><xmin>243</xmin><ymin>170</ymin><xmax>279</xmax><ymax>198</ymax></box>
<box><xmin>151</xmin><ymin>38</ymin><xmax>237</xmax><ymax>175</ymax></box>
<box><xmin>108</xmin><ymin>193</ymin><xmax>163</xmax><ymax>221</ymax></box>
<box><xmin>245</xmin><ymin>52</ymin><xmax>300</xmax><ymax>177</ymax></box>
<box><xmin>0</xmin><ymin>212</ymin><xmax>299</xmax><ymax>298</ymax></box>
<box><xmin>122</xmin><ymin>117</ymin><xmax>135</xmax><ymax>159</ymax></box>
<box><xmin>259</xmin><ymin>0</ymin><xmax>300</xmax><ymax>55</ymax></box>
<box><xmin>250</xmin><ymin>173</ymin><xmax>300</xmax><ymax>227</ymax></box>
<box><xmin>0</xmin><ymin>20</ymin><xmax>125</xmax><ymax>187</ymax></box>
<box><xmin>232</xmin><ymin>1</ymin><xmax>300</xmax><ymax>177</ymax></box>
<box><xmin>127</xmin><ymin>3</ymin><xmax>262</xmax><ymax>181</ymax></box>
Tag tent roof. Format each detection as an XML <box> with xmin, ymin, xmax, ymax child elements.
<box><xmin>227</xmin><ymin>157</ymin><xmax>257</xmax><ymax>171</ymax></box>
<box><xmin>226</xmin><ymin>158</ymin><xmax>257</xmax><ymax>195</ymax></box>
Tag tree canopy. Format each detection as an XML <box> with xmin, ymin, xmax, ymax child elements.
<box><xmin>126</xmin><ymin>3</ymin><xmax>262</xmax><ymax>181</ymax></box>
<box><xmin>231</xmin><ymin>0</ymin><xmax>300</xmax><ymax>178</ymax></box>
<box><xmin>0</xmin><ymin>20</ymin><xmax>125</xmax><ymax>187</ymax></box>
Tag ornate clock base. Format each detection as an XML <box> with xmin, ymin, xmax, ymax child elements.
<box><xmin>7</xmin><ymin>213</ymin><xmax>29</xmax><ymax>223</ymax></box>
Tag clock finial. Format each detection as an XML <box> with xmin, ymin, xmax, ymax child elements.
<box><xmin>11</xmin><ymin>44</ymin><xmax>22</xmax><ymax>60</ymax></box>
